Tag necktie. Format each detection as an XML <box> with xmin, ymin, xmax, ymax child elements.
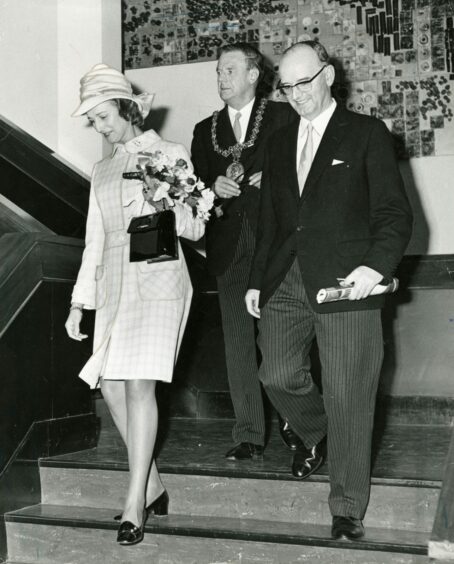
<box><xmin>297</xmin><ymin>122</ymin><xmax>314</xmax><ymax>194</ymax></box>
<box><xmin>233</xmin><ymin>112</ymin><xmax>242</xmax><ymax>143</ymax></box>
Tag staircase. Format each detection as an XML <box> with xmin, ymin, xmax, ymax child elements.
<box><xmin>4</xmin><ymin>410</ymin><xmax>452</xmax><ymax>564</ymax></box>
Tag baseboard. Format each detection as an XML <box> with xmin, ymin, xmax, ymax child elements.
<box><xmin>97</xmin><ymin>387</ymin><xmax>454</xmax><ymax>426</ymax></box>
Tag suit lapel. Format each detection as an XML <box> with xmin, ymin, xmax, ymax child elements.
<box><xmin>282</xmin><ymin>120</ymin><xmax>301</xmax><ymax>201</ymax></box>
<box><xmin>300</xmin><ymin>106</ymin><xmax>350</xmax><ymax>204</ymax></box>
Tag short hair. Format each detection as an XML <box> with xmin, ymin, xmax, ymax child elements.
<box><xmin>114</xmin><ymin>98</ymin><xmax>144</xmax><ymax>126</ymax></box>
<box><xmin>283</xmin><ymin>40</ymin><xmax>331</xmax><ymax>65</ymax></box>
<box><xmin>219</xmin><ymin>42</ymin><xmax>265</xmax><ymax>81</ymax></box>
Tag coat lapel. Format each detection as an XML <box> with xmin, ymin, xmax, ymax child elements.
<box><xmin>282</xmin><ymin>120</ymin><xmax>301</xmax><ymax>201</ymax></box>
<box><xmin>300</xmin><ymin>106</ymin><xmax>350</xmax><ymax>203</ymax></box>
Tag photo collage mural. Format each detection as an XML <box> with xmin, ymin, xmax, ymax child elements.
<box><xmin>123</xmin><ymin>0</ymin><xmax>454</xmax><ymax>157</ymax></box>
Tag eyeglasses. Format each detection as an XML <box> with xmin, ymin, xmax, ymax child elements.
<box><xmin>277</xmin><ymin>66</ymin><xmax>327</xmax><ymax>96</ymax></box>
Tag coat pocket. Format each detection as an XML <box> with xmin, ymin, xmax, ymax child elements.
<box><xmin>95</xmin><ymin>265</ymin><xmax>107</xmax><ymax>309</ymax></box>
<box><xmin>136</xmin><ymin>261</ymin><xmax>184</xmax><ymax>301</ymax></box>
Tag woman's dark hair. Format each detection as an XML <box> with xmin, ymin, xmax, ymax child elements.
<box><xmin>114</xmin><ymin>98</ymin><xmax>144</xmax><ymax>126</ymax></box>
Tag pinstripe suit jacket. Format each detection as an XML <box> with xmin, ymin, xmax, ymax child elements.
<box><xmin>249</xmin><ymin>106</ymin><xmax>413</xmax><ymax>313</ymax></box>
<box><xmin>72</xmin><ymin>130</ymin><xmax>205</xmax><ymax>388</ymax></box>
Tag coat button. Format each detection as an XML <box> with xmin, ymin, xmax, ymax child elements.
<box><xmin>290</xmin><ymin>250</ymin><xmax>296</xmax><ymax>256</ymax></box>
<box><xmin>296</xmin><ymin>226</ymin><xmax>303</xmax><ymax>232</ymax></box>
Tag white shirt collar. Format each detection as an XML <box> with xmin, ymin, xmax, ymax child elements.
<box><xmin>298</xmin><ymin>99</ymin><xmax>337</xmax><ymax>138</ymax></box>
<box><xmin>227</xmin><ymin>97</ymin><xmax>255</xmax><ymax>121</ymax></box>
<box><xmin>111</xmin><ymin>129</ymin><xmax>161</xmax><ymax>157</ymax></box>
<box><xmin>227</xmin><ymin>98</ymin><xmax>256</xmax><ymax>142</ymax></box>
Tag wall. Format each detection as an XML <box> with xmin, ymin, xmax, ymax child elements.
<box><xmin>1</xmin><ymin>2</ymin><xmax>452</xmax><ymax>254</ymax></box>
<box><xmin>0</xmin><ymin>0</ymin><xmax>122</xmax><ymax>177</ymax></box>
<box><xmin>126</xmin><ymin>61</ymin><xmax>219</xmax><ymax>153</ymax></box>
<box><xmin>0</xmin><ymin>0</ymin><xmax>59</xmax><ymax>150</ymax></box>
<box><xmin>128</xmin><ymin>62</ymin><xmax>454</xmax><ymax>256</ymax></box>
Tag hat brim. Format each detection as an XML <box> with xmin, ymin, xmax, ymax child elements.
<box><xmin>71</xmin><ymin>93</ymin><xmax>136</xmax><ymax>117</ymax></box>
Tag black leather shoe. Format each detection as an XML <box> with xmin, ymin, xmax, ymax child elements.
<box><xmin>117</xmin><ymin>509</ymin><xmax>146</xmax><ymax>546</ymax></box>
<box><xmin>114</xmin><ymin>490</ymin><xmax>169</xmax><ymax>522</ymax></box>
<box><xmin>291</xmin><ymin>435</ymin><xmax>327</xmax><ymax>479</ymax></box>
<box><xmin>277</xmin><ymin>415</ymin><xmax>303</xmax><ymax>451</ymax></box>
<box><xmin>225</xmin><ymin>442</ymin><xmax>264</xmax><ymax>460</ymax></box>
<box><xmin>331</xmin><ymin>515</ymin><xmax>365</xmax><ymax>540</ymax></box>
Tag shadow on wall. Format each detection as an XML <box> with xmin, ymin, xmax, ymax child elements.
<box><xmin>400</xmin><ymin>160</ymin><xmax>430</xmax><ymax>255</ymax></box>
<box><xmin>143</xmin><ymin>106</ymin><xmax>169</xmax><ymax>136</ymax></box>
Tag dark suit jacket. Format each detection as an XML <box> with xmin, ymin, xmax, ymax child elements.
<box><xmin>191</xmin><ymin>98</ymin><xmax>297</xmax><ymax>276</ymax></box>
<box><xmin>249</xmin><ymin>105</ymin><xmax>413</xmax><ymax>313</ymax></box>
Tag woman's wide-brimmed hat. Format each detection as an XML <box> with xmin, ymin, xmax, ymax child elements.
<box><xmin>71</xmin><ymin>63</ymin><xmax>154</xmax><ymax>118</ymax></box>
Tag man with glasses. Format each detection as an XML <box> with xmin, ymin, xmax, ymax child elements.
<box><xmin>246</xmin><ymin>41</ymin><xmax>412</xmax><ymax>539</ymax></box>
<box><xmin>191</xmin><ymin>43</ymin><xmax>299</xmax><ymax>460</ymax></box>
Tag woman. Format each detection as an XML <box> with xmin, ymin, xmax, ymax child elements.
<box><xmin>65</xmin><ymin>63</ymin><xmax>205</xmax><ymax>546</ymax></box>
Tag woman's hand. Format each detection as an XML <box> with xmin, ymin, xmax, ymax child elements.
<box><xmin>65</xmin><ymin>307</ymin><xmax>88</xmax><ymax>341</ymax></box>
<box><xmin>143</xmin><ymin>177</ymin><xmax>166</xmax><ymax>212</ymax></box>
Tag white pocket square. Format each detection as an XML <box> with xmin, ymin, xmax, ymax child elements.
<box><xmin>332</xmin><ymin>159</ymin><xmax>344</xmax><ymax>166</ymax></box>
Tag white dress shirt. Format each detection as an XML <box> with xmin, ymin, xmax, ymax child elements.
<box><xmin>228</xmin><ymin>98</ymin><xmax>255</xmax><ymax>143</ymax></box>
<box><xmin>296</xmin><ymin>99</ymin><xmax>337</xmax><ymax>172</ymax></box>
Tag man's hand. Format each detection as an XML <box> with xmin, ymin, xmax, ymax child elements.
<box><xmin>245</xmin><ymin>289</ymin><xmax>261</xmax><ymax>318</ymax></box>
<box><xmin>213</xmin><ymin>175</ymin><xmax>241</xmax><ymax>199</ymax></box>
<box><xmin>248</xmin><ymin>171</ymin><xmax>262</xmax><ymax>189</ymax></box>
<box><xmin>343</xmin><ymin>266</ymin><xmax>384</xmax><ymax>300</ymax></box>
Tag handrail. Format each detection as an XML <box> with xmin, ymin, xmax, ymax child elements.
<box><xmin>0</xmin><ymin>115</ymin><xmax>89</xmax><ymax>238</ymax></box>
<box><xmin>0</xmin><ymin>114</ymin><xmax>90</xmax><ymax>214</ymax></box>
<box><xmin>0</xmin><ymin>233</ymin><xmax>83</xmax><ymax>338</ymax></box>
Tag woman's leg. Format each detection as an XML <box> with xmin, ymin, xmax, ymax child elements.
<box><xmin>122</xmin><ymin>379</ymin><xmax>161</xmax><ymax>525</ymax></box>
<box><xmin>100</xmin><ymin>379</ymin><xmax>164</xmax><ymax>515</ymax></box>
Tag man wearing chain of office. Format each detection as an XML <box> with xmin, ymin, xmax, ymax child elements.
<box><xmin>191</xmin><ymin>43</ymin><xmax>299</xmax><ymax>460</ymax></box>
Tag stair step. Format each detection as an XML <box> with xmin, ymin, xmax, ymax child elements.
<box><xmin>6</xmin><ymin>504</ymin><xmax>429</xmax><ymax>564</ymax></box>
<box><xmin>39</xmin><ymin>465</ymin><xmax>440</xmax><ymax>533</ymax></box>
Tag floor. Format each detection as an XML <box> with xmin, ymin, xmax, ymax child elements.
<box><xmin>48</xmin><ymin>413</ymin><xmax>452</xmax><ymax>486</ymax></box>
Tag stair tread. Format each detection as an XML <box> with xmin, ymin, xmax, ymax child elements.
<box><xmin>38</xmin><ymin>418</ymin><xmax>449</xmax><ymax>488</ymax></box>
<box><xmin>6</xmin><ymin>503</ymin><xmax>428</xmax><ymax>554</ymax></box>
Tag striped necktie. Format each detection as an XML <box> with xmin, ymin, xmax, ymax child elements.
<box><xmin>297</xmin><ymin>122</ymin><xmax>314</xmax><ymax>194</ymax></box>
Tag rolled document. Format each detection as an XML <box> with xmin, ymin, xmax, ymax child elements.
<box><xmin>316</xmin><ymin>278</ymin><xmax>399</xmax><ymax>304</ymax></box>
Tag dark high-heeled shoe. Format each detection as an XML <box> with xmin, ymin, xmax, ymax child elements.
<box><xmin>147</xmin><ymin>489</ymin><xmax>169</xmax><ymax>516</ymax></box>
<box><xmin>114</xmin><ymin>490</ymin><xmax>169</xmax><ymax>521</ymax></box>
<box><xmin>117</xmin><ymin>509</ymin><xmax>146</xmax><ymax>546</ymax></box>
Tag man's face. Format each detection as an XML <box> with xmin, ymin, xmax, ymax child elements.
<box><xmin>216</xmin><ymin>50</ymin><xmax>258</xmax><ymax>109</ymax></box>
<box><xmin>279</xmin><ymin>46</ymin><xmax>333</xmax><ymax>121</ymax></box>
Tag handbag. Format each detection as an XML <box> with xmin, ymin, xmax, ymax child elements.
<box><xmin>127</xmin><ymin>210</ymin><xmax>178</xmax><ymax>263</ymax></box>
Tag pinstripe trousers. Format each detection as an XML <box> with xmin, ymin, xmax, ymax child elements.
<box><xmin>258</xmin><ymin>260</ymin><xmax>383</xmax><ymax>518</ymax></box>
<box><xmin>217</xmin><ymin>217</ymin><xmax>266</xmax><ymax>446</ymax></box>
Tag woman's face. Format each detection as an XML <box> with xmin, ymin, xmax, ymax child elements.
<box><xmin>86</xmin><ymin>100</ymin><xmax>135</xmax><ymax>144</ymax></box>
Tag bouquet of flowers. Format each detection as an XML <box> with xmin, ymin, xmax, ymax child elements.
<box><xmin>136</xmin><ymin>151</ymin><xmax>215</xmax><ymax>221</ymax></box>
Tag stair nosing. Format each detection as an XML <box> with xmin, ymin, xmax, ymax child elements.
<box><xmin>5</xmin><ymin>503</ymin><xmax>429</xmax><ymax>556</ymax></box>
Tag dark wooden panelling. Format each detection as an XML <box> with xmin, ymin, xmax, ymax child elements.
<box><xmin>397</xmin><ymin>254</ymin><xmax>454</xmax><ymax>289</ymax></box>
<box><xmin>0</xmin><ymin>282</ymin><xmax>94</xmax><ymax>471</ymax></box>
<box><xmin>0</xmin><ymin>115</ymin><xmax>89</xmax><ymax>238</ymax></box>
<box><xmin>0</xmin><ymin>234</ymin><xmax>84</xmax><ymax>337</ymax></box>
<box><xmin>0</xmin><ymin>414</ymin><xmax>97</xmax><ymax>562</ymax></box>
<box><xmin>0</xmin><ymin>197</ymin><xmax>53</xmax><ymax>236</ymax></box>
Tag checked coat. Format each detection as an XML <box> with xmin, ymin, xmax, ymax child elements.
<box><xmin>72</xmin><ymin>130</ymin><xmax>205</xmax><ymax>389</ymax></box>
